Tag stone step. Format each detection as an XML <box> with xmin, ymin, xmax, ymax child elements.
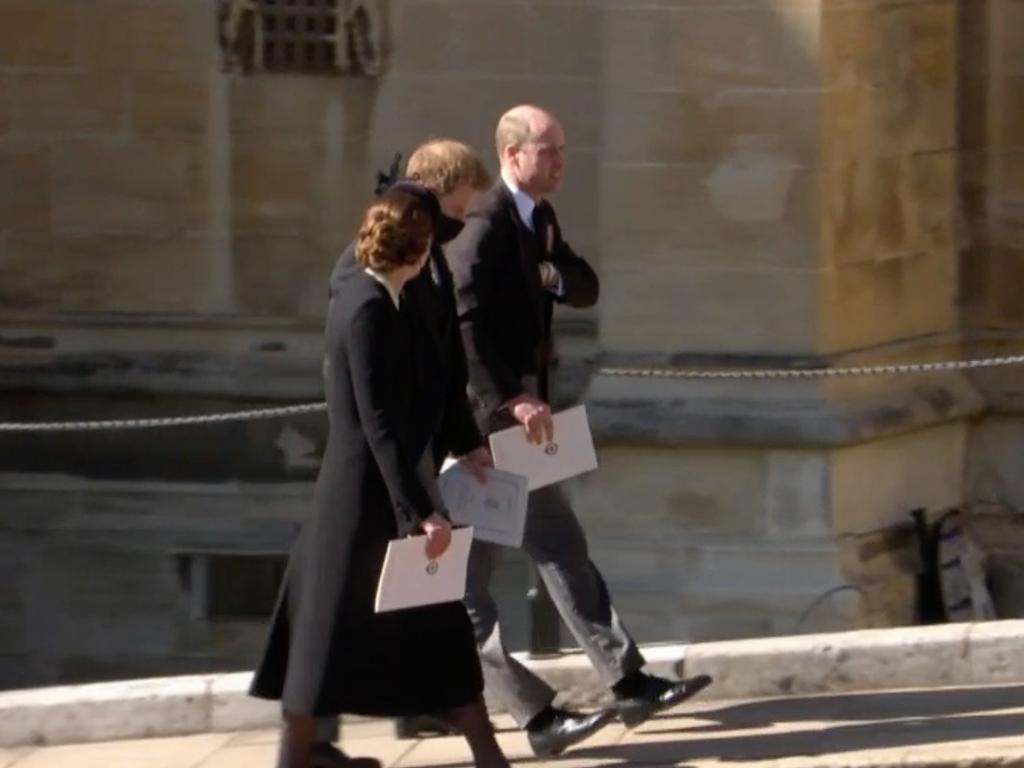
<box><xmin>9</xmin><ymin>686</ymin><xmax>1024</xmax><ymax>768</ymax></box>
<box><xmin>4</xmin><ymin>621</ymin><xmax>1024</xmax><ymax>748</ymax></box>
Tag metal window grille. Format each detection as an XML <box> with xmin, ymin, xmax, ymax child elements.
<box><xmin>260</xmin><ymin>0</ymin><xmax>339</xmax><ymax>74</ymax></box>
<box><xmin>219</xmin><ymin>0</ymin><xmax>384</xmax><ymax>76</ymax></box>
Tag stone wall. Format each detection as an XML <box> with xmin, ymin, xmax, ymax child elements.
<box><xmin>820</xmin><ymin>0</ymin><xmax>959</xmax><ymax>353</ymax></box>
<box><xmin>959</xmin><ymin>0</ymin><xmax>1024</xmax><ymax>620</ymax></box>
<box><xmin>0</xmin><ymin>0</ymin><xmax>605</xmax><ymax>326</ymax></box>
<box><xmin>2</xmin><ymin>0</ymin><xmax>1024</xmax><ymax>688</ymax></box>
<box><xmin>961</xmin><ymin>0</ymin><xmax>1024</xmax><ymax>329</ymax></box>
<box><xmin>586</xmin><ymin>0</ymin><xmax>987</xmax><ymax>634</ymax></box>
<box><xmin>598</xmin><ymin>1</ymin><xmax>821</xmax><ymax>356</ymax></box>
<box><xmin>0</xmin><ymin>0</ymin><xmax>606</xmax><ymax>688</ymax></box>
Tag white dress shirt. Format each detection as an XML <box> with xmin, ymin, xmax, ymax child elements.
<box><xmin>500</xmin><ymin>171</ymin><xmax>563</xmax><ymax>296</ymax></box>
<box><xmin>501</xmin><ymin>170</ymin><xmax>537</xmax><ymax>232</ymax></box>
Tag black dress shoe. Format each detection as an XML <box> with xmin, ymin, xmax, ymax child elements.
<box><xmin>310</xmin><ymin>743</ymin><xmax>383</xmax><ymax>768</ymax></box>
<box><xmin>394</xmin><ymin>714</ymin><xmax>459</xmax><ymax>740</ymax></box>
<box><xmin>613</xmin><ymin>673</ymin><xmax>713</xmax><ymax>727</ymax></box>
<box><xmin>526</xmin><ymin>707</ymin><xmax>616</xmax><ymax>758</ymax></box>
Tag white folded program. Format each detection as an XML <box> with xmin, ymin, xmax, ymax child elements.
<box><xmin>439</xmin><ymin>462</ymin><xmax>529</xmax><ymax>548</ymax></box>
<box><xmin>374</xmin><ymin>526</ymin><xmax>474</xmax><ymax>613</ymax></box>
<box><xmin>488</xmin><ymin>404</ymin><xmax>599</xmax><ymax>492</ymax></box>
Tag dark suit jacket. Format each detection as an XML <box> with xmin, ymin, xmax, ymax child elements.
<box><xmin>444</xmin><ymin>182</ymin><xmax>599</xmax><ymax>428</ymax></box>
<box><xmin>329</xmin><ymin>243</ymin><xmax>483</xmax><ymax>464</ymax></box>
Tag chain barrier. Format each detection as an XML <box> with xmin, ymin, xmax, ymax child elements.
<box><xmin>0</xmin><ymin>402</ymin><xmax>327</xmax><ymax>433</ymax></box>
<box><xmin>1</xmin><ymin>353</ymin><xmax>1022</xmax><ymax>432</ymax></box>
<box><xmin>596</xmin><ymin>353</ymin><xmax>1024</xmax><ymax>380</ymax></box>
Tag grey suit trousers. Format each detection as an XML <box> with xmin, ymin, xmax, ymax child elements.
<box><xmin>464</xmin><ymin>480</ymin><xmax>645</xmax><ymax>727</ymax></box>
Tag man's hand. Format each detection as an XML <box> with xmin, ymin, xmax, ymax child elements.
<box><xmin>421</xmin><ymin>512</ymin><xmax>452</xmax><ymax>560</ymax></box>
<box><xmin>538</xmin><ymin>262</ymin><xmax>562</xmax><ymax>291</ymax></box>
<box><xmin>508</xmin><ymin>394</ymin><xmax>554</xmax><ymax>445</ymax></box>
<box><xmin>458</xmin><ymin>446</ymin><xmax>493</xmax><ymax>484</ymax></box>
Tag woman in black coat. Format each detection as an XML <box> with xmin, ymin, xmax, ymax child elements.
<box><xmin>250</xmin><ymin>189</ymin><xmax>511</xmax><ymax>768</ymax></box>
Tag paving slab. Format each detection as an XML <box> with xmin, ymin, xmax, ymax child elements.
<box><xmin>186</xmin><ymin>742</ymin><xmax>269</xmax><ymax>768</ymax></box>
<box><xmin>213</xmin><ymin>729</ymin><xmax>420</xmax><ymax>768</ymax></box>
<box><xmin>0</xmin><ymin>749</ymin><xmax>33</xmax><ymax>768</ymax></box>
<box><xmin>560</xmin><ymin>685</ymin><xmax>1024</xmax><ymax>768</ymax></box>
<box><xmin>7</xmin><ymin>732</ymin><xmax>232</xmax><ymax>768</ymax></box>
<box><xmin>20</xmin><ymin>684</ymin><xmax>1024</xmax><ymax>768</ymax></box>
<box><xmin>8</xmin><ymin>624</ymin><xmax>1024</xmax><ymax>749</ymax></box>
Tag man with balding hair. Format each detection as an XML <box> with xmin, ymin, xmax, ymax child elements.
<box><xmin>446</xmin><ymin>106</ymin><xmax>713</xmax><ymax>758</ymax></box>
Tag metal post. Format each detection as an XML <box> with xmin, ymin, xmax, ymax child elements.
<box><xmin>526</xmin><ymin>566</ymin><xmax>562</xmax><ymax>658</ymax></box>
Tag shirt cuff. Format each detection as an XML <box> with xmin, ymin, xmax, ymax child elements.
<box><xmin>546</xmin><ymin>271</ymin><xmax>565</xmax><ymax>298</ymax></box>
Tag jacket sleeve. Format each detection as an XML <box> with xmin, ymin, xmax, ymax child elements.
<box><xmin>548</xmin><ymin>211</ymin><xmax>599</xmax><ymax>308</ymax></box>
<box><xmin>446</xmin><ymin>215</ymin><xmax>526</xmax><ymax>413</ymax></box>
<box><xmin>346</xmin><ymin>299</ymin><xmax>435</xmax><ymax>535</ymax></box>
<box><xmin>438</xmin><ymin>323</ymin><xmax>486</xmax><ymax>457</ymax></box>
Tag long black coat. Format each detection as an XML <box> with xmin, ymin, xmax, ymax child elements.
<box><xmin>444</xmin><ymin>183</ymin><xmax>599</xmax><ymax>430</ymax></box>
<box><xmin>330</xmin><ymin>242</ymin><xmax>483</xmax><ymax>466</ymax></box>
<box><xmin>249</xmin><ymin>268</ymin><xmax>482</xmax><ymax>717</ymax></box>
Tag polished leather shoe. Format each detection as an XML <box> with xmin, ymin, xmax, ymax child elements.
<box><xmin>310</xmin><ymin>743</ymin><xmax>383</xmax><ymax>768</ymax></box>
<box><xmin>614</xmin><ymin>673</ymin><xmax>713</xmax><ymax>727</ymax></box>
<box><xmin>527</xmin><ymin>707</ymin><xmax>617</xmax><ymax>758</ymax></box>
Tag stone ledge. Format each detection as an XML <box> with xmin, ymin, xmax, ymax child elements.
<box><xmin>4</xmin><ymin>621</ymin><xmax>1024</xmax><ymax>748</ymax></box>
<box><xmin>586</xmin><ymin>369</ymin><xmax>985</xmax><ymax>448</ymax></box>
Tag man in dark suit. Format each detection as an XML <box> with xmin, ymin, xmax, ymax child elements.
<box><xmin>310</xmin><ymin>141</ymin><xmax>492</xmax><ymax>768</ymax></box>
<box><xmin>445</xmin><ymin>105</ymin><xmax>713</xmax><ymax>759</ymax></box>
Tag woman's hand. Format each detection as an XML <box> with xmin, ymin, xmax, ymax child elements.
<box><xmin>421</xmin><ymin>512</ymin><xmax>452</xmax><ymax>560</ymax></box>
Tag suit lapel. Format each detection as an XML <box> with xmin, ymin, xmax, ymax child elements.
<box><xmin>498</xmin><ymin>184</ymin><xmax>545</xmax><ymax>302</ymax></box>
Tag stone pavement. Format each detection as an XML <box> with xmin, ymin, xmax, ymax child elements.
<box><xmin>10</xmin><ymin>624</ymin><xmax>1024</xmax><ymax>749</ymax></box>
<box><xmin>4</xmin><ymin>684</ymin><xmax>1024</xmax><ymax>768</ymax></box>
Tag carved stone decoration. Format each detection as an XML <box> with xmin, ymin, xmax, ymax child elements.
<box><xmin>218</xmin><ymin>0</ymin><xmax>259</xmax><ymax>74</ymax></box>
<box><xmin>339</xmin><ymin>0</ymin><xmax>386</xmax><ymax>76</ymax></box>
<box><xmin>217</xmin><ymin>0</ymin><xmax>387</xmax><ymax>76</ymax></box>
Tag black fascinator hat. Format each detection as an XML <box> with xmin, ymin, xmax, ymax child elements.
<box><xmin>374</xmin><ymin>153</ymin><xmax>441</xmax><ymax>224</ymax></box>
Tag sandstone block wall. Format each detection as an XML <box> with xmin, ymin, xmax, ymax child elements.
<box><xmin>1</xmin><ymin>0</ymin><xmax>1023</xmax><ymax>687</ymax></box>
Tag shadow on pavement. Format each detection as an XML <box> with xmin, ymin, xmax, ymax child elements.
<box><xmin>660</xmin><ymin>684</ymin><xmax>1024</xmax><ymax>732</ymax></box>
<box><xmin>574</xmin><ymin>713</ymin><xmax>1019</xmax><ymax>763</ymax></box>
<box><xmin>569</xmin><ymin>685</ymin><xmax>1024</xmax><ymax>763</ymax></box>
<box><xmin>420</xmin><ymin>687</ymin><xmax>1024</xmax><ymax>766</ymax></box>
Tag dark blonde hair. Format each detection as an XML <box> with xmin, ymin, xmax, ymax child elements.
<box><xmin>355</xmin><ymin>190</ymin><xmax>433</xmax><ymax>272</ymax></box>
<box><xmin>406</xmin><ymin>139</ymin><xmax>491</xmax><ymax>196</ymax></box>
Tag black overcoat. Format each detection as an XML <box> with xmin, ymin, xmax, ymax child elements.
<box><xmin>249</xmin><ymin>268</ymin><xmax>482</xmax><ymax>717</ymax></box>
<box><xmin>329</xmin><ymin>241</ymin><xmax>484</xmax><ymax>466</ymax></box>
